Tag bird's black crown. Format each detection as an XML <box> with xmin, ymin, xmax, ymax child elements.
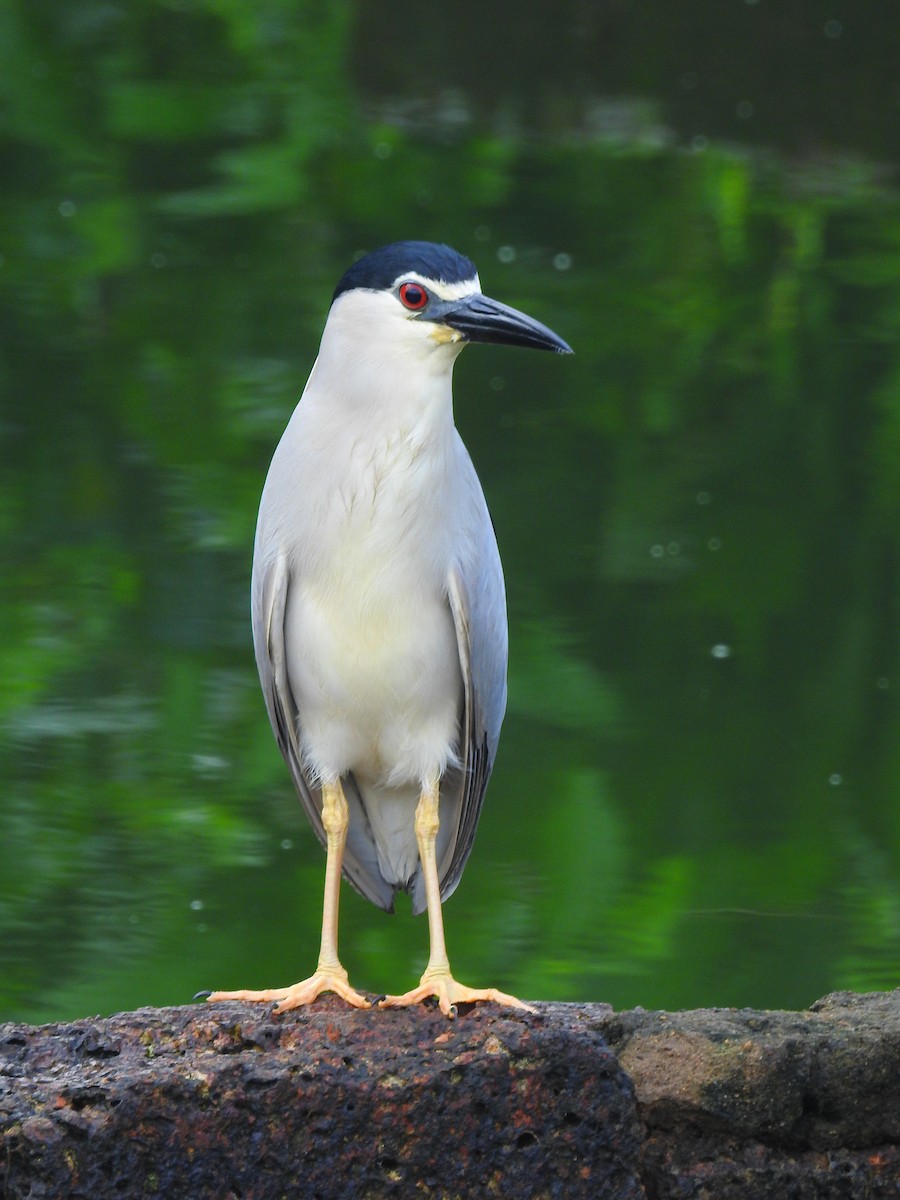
<box><xmin>332</xmin><ymin>241</ymin><xmax>477</xmax><ymax>302</ymax></box>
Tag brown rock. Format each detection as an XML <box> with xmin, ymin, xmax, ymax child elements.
<box><xmin>0</xmin><ymin>997</ymin><xmax>642</xmax><ymax>1199</ymax></box>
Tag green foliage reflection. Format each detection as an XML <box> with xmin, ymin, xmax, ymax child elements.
<box><xmin>0</xmin><ymin>0</ymin><xmax>898</xmax><ymax>1021</ymax></box>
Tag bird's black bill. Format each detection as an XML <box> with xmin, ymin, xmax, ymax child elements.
<box><xmin>438</xmin><ymin>293</ymin><xmax>572</xmax><ymax>354</ymax></box>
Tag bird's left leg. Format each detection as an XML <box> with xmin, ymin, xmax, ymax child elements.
<box><xmin>379</xmin><ymin>777</ymin><xmax>535</xmax><ymax>1018</ymax></box>
<box><xmin>207</xmin><ymin>778</ymin><xmax>370</xmax><ymax>1013</ymax></box>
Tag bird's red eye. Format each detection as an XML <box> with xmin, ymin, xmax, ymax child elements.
<box><xmin>399</xmin><ymin>282</ymin><xmax>429</xmax><ymax>310</ymax></box>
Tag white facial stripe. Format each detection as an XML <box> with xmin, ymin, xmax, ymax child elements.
<box><xmin>390</xmin><ymin>272</ymin><xmax>481</xmax><ymax>301</ymax></box>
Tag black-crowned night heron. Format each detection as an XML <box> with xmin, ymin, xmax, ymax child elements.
<box><xmin>209</xmin><ymin>241</ymin><xmax>571</xmax><ymax>1018</ymax></box>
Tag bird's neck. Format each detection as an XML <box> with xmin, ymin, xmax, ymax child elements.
<box><xmin>311</xmin><ymin>325</ymin><xmax>461</xmax><ymax>451</ymax></box>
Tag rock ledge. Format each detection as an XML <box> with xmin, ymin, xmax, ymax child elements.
<box><xmin>1</xmin><ymin>989</ymin><xmax>898</xmax><ymax>1198</ymax></box>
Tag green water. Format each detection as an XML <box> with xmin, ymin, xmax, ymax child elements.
<box><xmin>1</xmin><ymin>1</ymin><xmax>898</xmax><ymax>1024</ymax></box>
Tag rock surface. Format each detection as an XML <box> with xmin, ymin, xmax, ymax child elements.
<box><xmin>1</xmin><ymin>989</ymin><xmax>898</xmax><ymax>1198</ymax></box>
<box><xmin>0</xmin><ymin>998</ymin><xmax>642</xmax><ymax>1199</ymax></box>
<box><xmin>598</xmin><ymin>988</ymin><xmax>900</xmax><ymax>1198</ymax></box>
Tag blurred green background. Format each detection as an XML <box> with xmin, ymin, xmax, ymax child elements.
<box><xmin>1</xmin><ymin>0</ymin><xmax>898</xmax><ymax>1024</ymax></box>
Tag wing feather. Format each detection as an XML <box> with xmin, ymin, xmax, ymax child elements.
<box><xmin>252</xmin><ymin>552</ymin><xmax>396</xmax><ymax>911</ymax></box>
<box><xmin>410</xmin><ymin>461</ymin><xmax>508</xmax><ymax>913</ymax></box>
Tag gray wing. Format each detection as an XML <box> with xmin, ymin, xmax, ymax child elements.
<box><xmin>252</xmin><ymin>552</ymin><xmax>396</xmax><ymax>911</ymax></box>
<box><xmin>411</xmin><ymin>468</ymin><xmax>509</xmax><ymax>914</ymax></box>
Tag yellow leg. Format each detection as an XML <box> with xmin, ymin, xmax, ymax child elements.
<box><xmin>207</xmin><ymin>779</ymin><xmax>370</xmax><ymax>1013</ymax></box>
<box><xmin>379</xmin><ymin>778</ymin><xmax>535</xmax><ymax>1019</ymax></box>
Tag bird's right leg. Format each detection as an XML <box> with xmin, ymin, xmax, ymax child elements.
<box><xmin>207</xmin><ymin>778</ymin><xmax>370</xmax><ymax>1012</ymax></box>
<box><xmin>379</xmin><ymin>778</ymin><xmax>534</xmax><ymax>1018</ymax></box>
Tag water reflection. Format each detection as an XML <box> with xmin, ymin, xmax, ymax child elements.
<box><xmin>1</xmin><ymin>0</ymin><xmax>898</xmax><ymax>1023</ymax></box>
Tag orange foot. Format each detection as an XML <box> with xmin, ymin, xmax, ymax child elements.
<box><xmin>379</xmin><ymin>968</ymin><xmax>536</xmax><ymax>1019</ymax></box>
<box><xmin>207</xmin><ymin>964</ymin><xmax>370</xmax><ymax>1014</ymax></box>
